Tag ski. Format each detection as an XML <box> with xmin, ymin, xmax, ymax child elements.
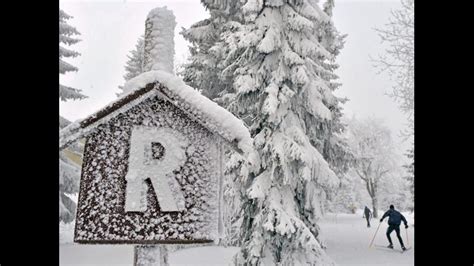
<box><xmin>374</xmin><ymin>244</ymin><xmax>411</xmax><ymax>253</ymax></box>
<box><xmin>373</xmin><ymin>244</ymin><xmax>396</xmax><ymax>251</ymax></box>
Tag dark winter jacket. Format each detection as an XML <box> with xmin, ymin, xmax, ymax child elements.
<box><xmin>381</xmin><ymin>209</ymin><xmax>408</xmax><ymax>226</ymax></box>
<box><xmin>364</xmin><ymin>207</ymin><xmax>372</xmax><ymax>218</ymax></box>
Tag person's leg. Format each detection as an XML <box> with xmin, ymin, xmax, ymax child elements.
<box><xmin>366</xmin><ymin>217</ymin><xmax>370</xmax><ymax>227</ymax></box>
<box><xmin>386</xmin><ymin>225</ymin><xmax>394</xmax><ymax>247</ymax></box>
<box><xmin>395</xmin><ymin>226</ymin><xmax>405</xmax><ymax>248</ymax></box>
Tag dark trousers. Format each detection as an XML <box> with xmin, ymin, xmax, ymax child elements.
<box><xmin>386</xmin><ymin>224</ymin><xmax>405</xmax><ymax>247</ymax></box>
<box><xmin>366</xmin><ymin>217</ymin><xmax>371</xmax><ymax>227</ymax></box>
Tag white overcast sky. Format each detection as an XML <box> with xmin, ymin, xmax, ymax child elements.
<box><xmin>59</xmin><ymin>0</ymin><xmax>411</xmax><ymax>156</ymax></box>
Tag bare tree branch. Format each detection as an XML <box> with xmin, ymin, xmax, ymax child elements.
<box><xmin>373</xmin><ymin>0</ymin><xmax>414</xmax><ymax>137</ymax></box>
<box><xmin>355</xmin><ymin>169</ymin><xmax>367</xmax><ymax>182</ymax></box>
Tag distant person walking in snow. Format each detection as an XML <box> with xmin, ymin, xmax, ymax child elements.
<box><xmin>363</xmin><ymin>206</ymin><xmax>372</xmax><ymax>227</ymax></box>
<box><xmin>380</xmin><ymin>205</ymin><xmax>408</xmax><ymax>250</ymax></box>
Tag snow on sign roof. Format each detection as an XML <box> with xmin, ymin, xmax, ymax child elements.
<box><xmin>60</xmin><ymin>70</ymin><xmax>253</xmax><ymax>156</ymax></box>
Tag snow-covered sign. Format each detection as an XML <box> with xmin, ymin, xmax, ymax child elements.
<box><xmin>62</xmin><ymin>71</ymin><xmax>252</xmax><ymax>244</ymax></box>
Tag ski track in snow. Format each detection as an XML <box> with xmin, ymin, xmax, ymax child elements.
<box><xmin>60</xmin><ymin>211</ymin><xmax>414</xmax><ymax>265</ymax></box>
<box><xmin>319</xmin><ymin>211</ymin><xmax>414</xmax><ymax>266</ymax></box>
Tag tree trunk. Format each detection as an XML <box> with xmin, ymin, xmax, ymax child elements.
<box><xmin>371</xmin><ymin>197</ymin><xmax>378</xmax><ymax>218</ymax></box>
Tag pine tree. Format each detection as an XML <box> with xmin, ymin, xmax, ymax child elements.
<box><xmin>60</xmin><ymin>9</ymin><xmax>86</xmax><ymax>101</ymax></box>
<box><xmin>59</xmin><ymin>9</ymin><xmax>85</xmax><ymax>223</ymax></box>
<box><xmin>304</xmin><ymin>0</ymin><xmax>353</xmax><ymax>215</ymax></box>
<box><xmin>180</xmin><ymin>0</ymin><xmax>243</xmax><ymax>104</ymax></box>
<box><xmin>59</xmin><ymin>152</ymin><xmax>80</xmax><ymax>223</ymax></box>
<box><xmin>182</xmin><ymin>1</ymin><xmax>247</xmax><ymax>246</ymax></box>
<box><xmin>59</xmin><ymin>117</ymin><xmax>83</xmax><ymax>223</ymax></box>
<box><xmin>117</xmin><ymin>36</ymin><xmax>145</xmax><ymax>96</ymax></box>
<box><xmin>125</xmin><ymin>36</ymin><xmax>145</xmax><ymax>80</ymax></box>
<box><xmin>183</xmin><ymin>2</ymin><xmax>352</xmax><ymax>246</ymax></box>
<box><xmin>209</xmin><ymin>0</ymin><xmax>348</xmax><ymax>264</ymax></box>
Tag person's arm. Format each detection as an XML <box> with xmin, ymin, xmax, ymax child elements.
<box><xmin>401</xmin><ymin>214</ymin><xmax>408</xmax><ymax>228</ymax></box>
<box><xmin>380</xmin><ymin>210</ymin><xmax>389</xmax><ymax>222</ymax></box>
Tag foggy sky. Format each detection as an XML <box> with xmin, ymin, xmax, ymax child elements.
<box><xmin>59</xmin><ymin>0</ymin><xmax>411</xmax><ymax>157</ymax></box>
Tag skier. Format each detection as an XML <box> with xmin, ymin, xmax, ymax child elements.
<box><xmin>380</xmin><ymin>205</ymin><xmax>409</xmax><ymax>250</ymax></box>
<box><xmin>363</xmin><ymin>206</ymin><xmax>372</xmax><ymax>227</ymax></box>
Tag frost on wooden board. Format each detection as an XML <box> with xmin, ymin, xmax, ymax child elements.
<box><xmin>124</xmin><ymin>126</ymin><xmax>187</xmax><ymax>212</ymax></box>
<box><xmin>74</xmin><ymin>96</ymin><xmax>220</xmax><ymax>243</ymax></box>
<box><xmin>143</xmin><ymin>6</ymin><xmax>176</xmax><ymax>74</ymax></box>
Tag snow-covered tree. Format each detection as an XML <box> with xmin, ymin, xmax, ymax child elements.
<box><xmin>59</xmin><ymin>9</ymin><xmax>86</xmax><ymax>223</ymax></box>
<box><xmin>329</xmin><ymin>166</ymin><xmax>413</xmax><ymax>216</ymax></box>
<box><xmin>174</xmin><ymin>50</ymin><xmax>190</xmax><ymax>79</ymax></box>
<box><xmin>59</xmin><ymin>152</ymin><xmax>80</xmax><ymax>223</ymax></box>
<box><xmin>117</xmin><ymin>36</ymin><xmax>145</xmax><ymax>96</ymax></box>
<box><xmin>125</xmin><ymin>36</ymin><xmax>145</xmax><ymax>80</ymax></box>
<box><xmin>378</xmin><ymin>172</ymin><xmax>411</xmax><ymax>212</ymax></box>
<box><xmin>345</xmin><ymin>117</ymin><xmax>400</xmax><ymax>218</ymax></box>
<box><xmin>59</xmin><ymin>118</ymin><xmax>83</xmax><ymax>223</ymax></box>
<box><xmin>374</xmin><ymin>0</ymin><xmax>414</xmax><ymax>135</ymax></box>
<box><xmin>180</xmin><ymin>0</ymin><xmax>243</xmax><ymax>103</ymax></box>
<box><xmin>60</xmin><ymin>9</ymin><xmax>86</xmax><ymax>101</ymax></box>
<box><xmin>207</xmin><ymin>0</ymin><xmax>348</xmax><ymax>264</ymax></box>
<box><xmin>329</xmin><ymin>170</ymin><xmax>412</xmax><ymax>215</ymax></box>
<box><xmin>327</xmin><ymin>173</ymin><xmax>359</xmax><ymax>214</ymax></box>
<box><xmin>374</xmin><ymin>0</ymin><xmax>414</xmax><ymax>215</ymax></box>
<box><xmin>221</xmin><ymin>153</ymin><xmax>246</xmax><ymax>247</ymax></box>
<box><xmin>182</xmin><ymin>2</ymin><xmax>246</xmax><ymax>247</ymax></box>
<box><xmin>182</xmin><ymin>2</ymin><xmax>250</xmax><ymax>246</ymax></box>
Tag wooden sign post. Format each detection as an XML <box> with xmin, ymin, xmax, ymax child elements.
<box><xmin>57</xmin><ymin>6</ymin><xmax>250</xmax><ymax>265</ymax></box>
<box><xmin>134</xmin><ymin>245</ymin><xmax>169</xmax><ymax>266</ymax></box>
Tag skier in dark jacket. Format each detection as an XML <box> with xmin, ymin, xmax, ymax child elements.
<box><xmin>363</xmin><ymin>206</ymin><xmax>372</xmax><ymax>227</ymax></box>
<box><xmin>380</xmin><ymin>205</ymin><xmax>409</xmax><ymax>250</ymax></box>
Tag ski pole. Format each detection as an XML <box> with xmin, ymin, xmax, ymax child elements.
<box><xmin>369</xmin><ymin>221</ymin><xmax>382</xmax><ymax>248</ymax></box>
<box><xmin>405</xmin><ymin>227</ymin><xmax>410</xmax><ymax>247</ymax></box>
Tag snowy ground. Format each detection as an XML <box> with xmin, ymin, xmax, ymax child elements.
<box><xmin>319</xmin><ymin>211</ymin><xmax>414</xmax><ymax>266</ymax></box>
<box><xmin>60</xmin><ymin>211</ymin><xmax>414</xmax><ymax>265</ymax></box>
